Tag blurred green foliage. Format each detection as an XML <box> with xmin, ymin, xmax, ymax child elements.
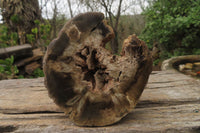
<box><xmin>0</xmin><ymin>56</ymin><xmax>19</xmax><ymax>79</ymax></box>
<box><xmin>0</xmin><ymin>55</ymin><xmax>44</xmax><ymax>79</ymax></box>
<box><xmin>140</xmin><ymin>0</ymin><xmax>200</xmax><ymax>59</ymax></box>
<box><xmin>153</xmin><ymin>59</ymin><xmax>160</xmax><ymax>66</ymax></box>
<box><xmin>32</xmin><ymin>68</ymin><xmax>44</xmax><ymax>78</ymax></box>
<box><xmin>0</xmin><ymin>25</ymin><xmax>18</xmax><ymax>48</ymax></box>
<box><xmin>26</xmin><ymin>20</ymin><xmax>51</xmax><ymax>47</ymax></box>
<box><xmin>0</xmin><ymin>19</ymin><xmax>51</xmax><ymax>48</ymax></box>
<box><xmin>10</xmin><ymin>14</ymin><xmax>21</xmax><ymax>24</ymax></box>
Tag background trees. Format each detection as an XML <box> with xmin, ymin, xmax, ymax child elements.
<box><xmin>79</xmin><ymin>0</ymin><xmax>144</xmax><ymax>53</ymax></box>
<box><xmin>0</xmin><ymin>0</ymin><xmax>145</xmax><ymax>54</ymax></box>
<box><xmin>0</xmin><ymin>0</ymin><xmax>200</xmax><ymax>78</ymax></box>
<box><xmin>1</xmin><ymin>0</ymin><xmax>199</xmax><ymax>57</ymax></box>
<box><xmin>140</xmin><ymin>0</ymin><xmax>200</xmax><ymax>58</ymax></box>
<box><xmin>80</xmin><ymin>0</ymin><xmax>124</xmax><ymax>53</ymax></box>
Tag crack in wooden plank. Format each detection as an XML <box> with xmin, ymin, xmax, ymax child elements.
<box><xmin>146</xmin><ymin>86</ymin><xmax>175</xmax><ymax>89</ymax></box>
<box><xmin>0</xmin><ymin>125</ymin><xmax>18</xmax><ymax>133</ymax></box>
<box><xmin>2</xmin><ymin>111</ymin><xmax>63</xmax><ymax>115</ymax></box>
<box><xmin>137</xmin><ymin>99</ymin><xmax>200</xmax><ymax>108</ymax></box>
<box><xmin>148</xmin><ymin>79</ymin><xmax>192</xmax><ymax>84</ymax></box>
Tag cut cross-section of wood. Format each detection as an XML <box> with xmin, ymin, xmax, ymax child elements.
<box><xmin>43</xmin><ymin>12</ymin><xmax>153</xmax><ymax>126</ymax></box>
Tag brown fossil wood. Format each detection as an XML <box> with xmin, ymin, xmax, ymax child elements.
<box><xmin>43</xmin><ymin>12</ymin><xmax>152</xmax><ymax>126</ymax></box>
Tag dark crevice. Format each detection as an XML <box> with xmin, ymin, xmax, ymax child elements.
<box><xmin>3</xmin><ymin>111</ymin><xmax>63</xmax><ymax>115</ymax></box>
<box><xmin>191</xmin><ymin>126</ymin><xmax>200</xmax><ymax>133</ymax></box>
<box><xmin>76</xmin><ymin>52</ymin><xmax>87</xmax><ymax>61</ymax></box>
<box><xmin>90</xmin><ymin>26</ymin><xmax>97</xmax><ymax>32</ymax></box>
<box><xmin>90</xmin><ymin>50</ymin><xmax>98</xmax><ymax>68</ymax></box>
<box><xmin>146</xmin><ymin>86</ymin><xmax>175</xmax><ymax>89</ymax></box>
<box><xmin>117</xmin><ymin>71</ymin><xmax>122</xmax><ymax>81</ymax></box>
<box><xmin>76</xmin><ymin>47</ymin><xmax>108</xmax><ymax>91</ymax></box>
<box><xmin>0</xmin><ymin>126</ymin><xmax>18</xmax><ymax>133</ymax></box>
<box><xmin>173</xmin><ymin>59</ymin><xmax>200</xmax><ymax>70</ymax></box>
<box><xmin>83</xmin><ymin>70</ymin><xmax>96</xmax><ymax>89</ymax></box>
<box><xmin>91</xmin><ymin>21</ymin><xmax>102</xmax><ymax>32</ymax></box>
<box><xmin>83</xmin><ymin>70</ymin><xmax>96</xmax><ymax>81</ymax></box>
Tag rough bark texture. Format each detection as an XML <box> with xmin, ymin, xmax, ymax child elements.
<box><xmin>43</xmin><ymin>12</ymin><xmax>152</xmax><ymax>126</ymax></box>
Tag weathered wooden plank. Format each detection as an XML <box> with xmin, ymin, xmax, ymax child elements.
<box><xmin>0</xmin><ymin>78</ymin><xmax>60</xmax><ymax>114</ymax></box>
<box><xmin>15</xmin><ymin>48</ymin><xmax>44</xmax><ymax>67</ymax></box>
<box><xmin>0</xmin><ymin>44</ymin><xmax>32</xmax><ymax>59</ymax></box>
<box><xmin>1</xmin><ymin>103</ymin><xmax>200</xmax><ymax>132</ymax></box>
<box><xmin>0</xmin><ymin>71</ymin><xmax>200</xmax><ymax>132</ymax></box>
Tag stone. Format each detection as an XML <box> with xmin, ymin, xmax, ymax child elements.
<box><xmin>161</xmin><ymin>55</ymin><xmax>200</xmax><ymax>71</ymax></box>
<box><xmin>193</xmin><ymin>62</ymin><xmax>200</xmax><ymax>72</ymax></box>
<box><xmin>183</xmin><ymin>70</ymin><xmax>197</xmax><ymax>76</ymax></box>
<box><xmin>179</xmin><ymin>64</ymin><xmax>185</xmax><ymax>71</ymax></box>
<box><xmin>185</xmin><ymin>63</ymin><xmax>193</xmax><ymax>69</ymax></box>
<box><xmin>194</xmin><ymin>62</ymin><xmax>200</xmax><ymax>66</ymax></box>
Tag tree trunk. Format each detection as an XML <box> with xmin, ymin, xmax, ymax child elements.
<box><xmin>111</xmin><ymin>30</ymin><xmax>119</xmax><ymax>54</ymax></box>
<box><xmin>111</xmin><ymin>0</ymin><xmax>122</xmax><ymax>54</ymax></box>
<box><xmin>1</xmin><ymin>0</ymin><xmax>42</xmax><ymax>45</ymax></box>
<box><xmin>52</xmin><ymin>2</ymin><xmax>58</xmax><ymax>38</ymax></box>
<box><xmin>43</xmin><ymin>12</ymin><xmax>152</xmax><ymax>127</ymax></box>
<box><xmin>67</xmin><ymin>0</ymin><xmax>73</xmax><ymax>18</ymax></box>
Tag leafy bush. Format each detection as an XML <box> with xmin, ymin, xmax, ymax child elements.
<box><xmin>0</xmin><ymin>56</ymin><xmax>19</xmax><ymax>79</ymax></box>
<box><xmin>0</xmin><ymin>19</ymin><xmax>51</xmax><ymax>48</ymax></box>
<box><xmin>26</xmin><ymin>34</ymin><xmax>35</xmax><ymax>45</ymax></box>
<box><xmin>32</xmin><ymin>68</ymin><xmax>44</xmax><ymax>78</ymax></box>
<box><xmin>153</xmin><ymin>59</ymin><xmax>160</xmax><ymax>66</ymax></box>
<box><xmin>140</xmin><ymin>0</ymin><xmax>200</xmax><ymax>58</ymax></box>
<box><xmin>0</xmin><ymin>25</ymin><xmax>19</xmax><ymax>48</ymax></box>
<box><xmin>26</xmin><ymin>20</ymin><xmax>51</xmax><ymax>47</ymax></box>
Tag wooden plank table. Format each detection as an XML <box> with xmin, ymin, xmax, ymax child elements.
<box><xmin>0</xmin><ymin>70</ymin><xmax>200</xmax><ymax>132</ymax></box>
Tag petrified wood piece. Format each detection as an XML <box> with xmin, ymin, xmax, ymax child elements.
<box><xmin>43</xmin><ymin>12</ymin><xmax>152</xmax><ymax>126</ymax></box>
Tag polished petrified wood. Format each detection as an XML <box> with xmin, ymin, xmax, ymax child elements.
<box><xmin>43</xmin><ymin>12</ymin><xmax>152</xmax><ymax>126</ymax></box>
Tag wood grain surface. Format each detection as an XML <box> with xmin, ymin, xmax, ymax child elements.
<box><xmin>0</xmin><ymin>70</ymin><xmax>200</xmax><ymax>132</ymax></box>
